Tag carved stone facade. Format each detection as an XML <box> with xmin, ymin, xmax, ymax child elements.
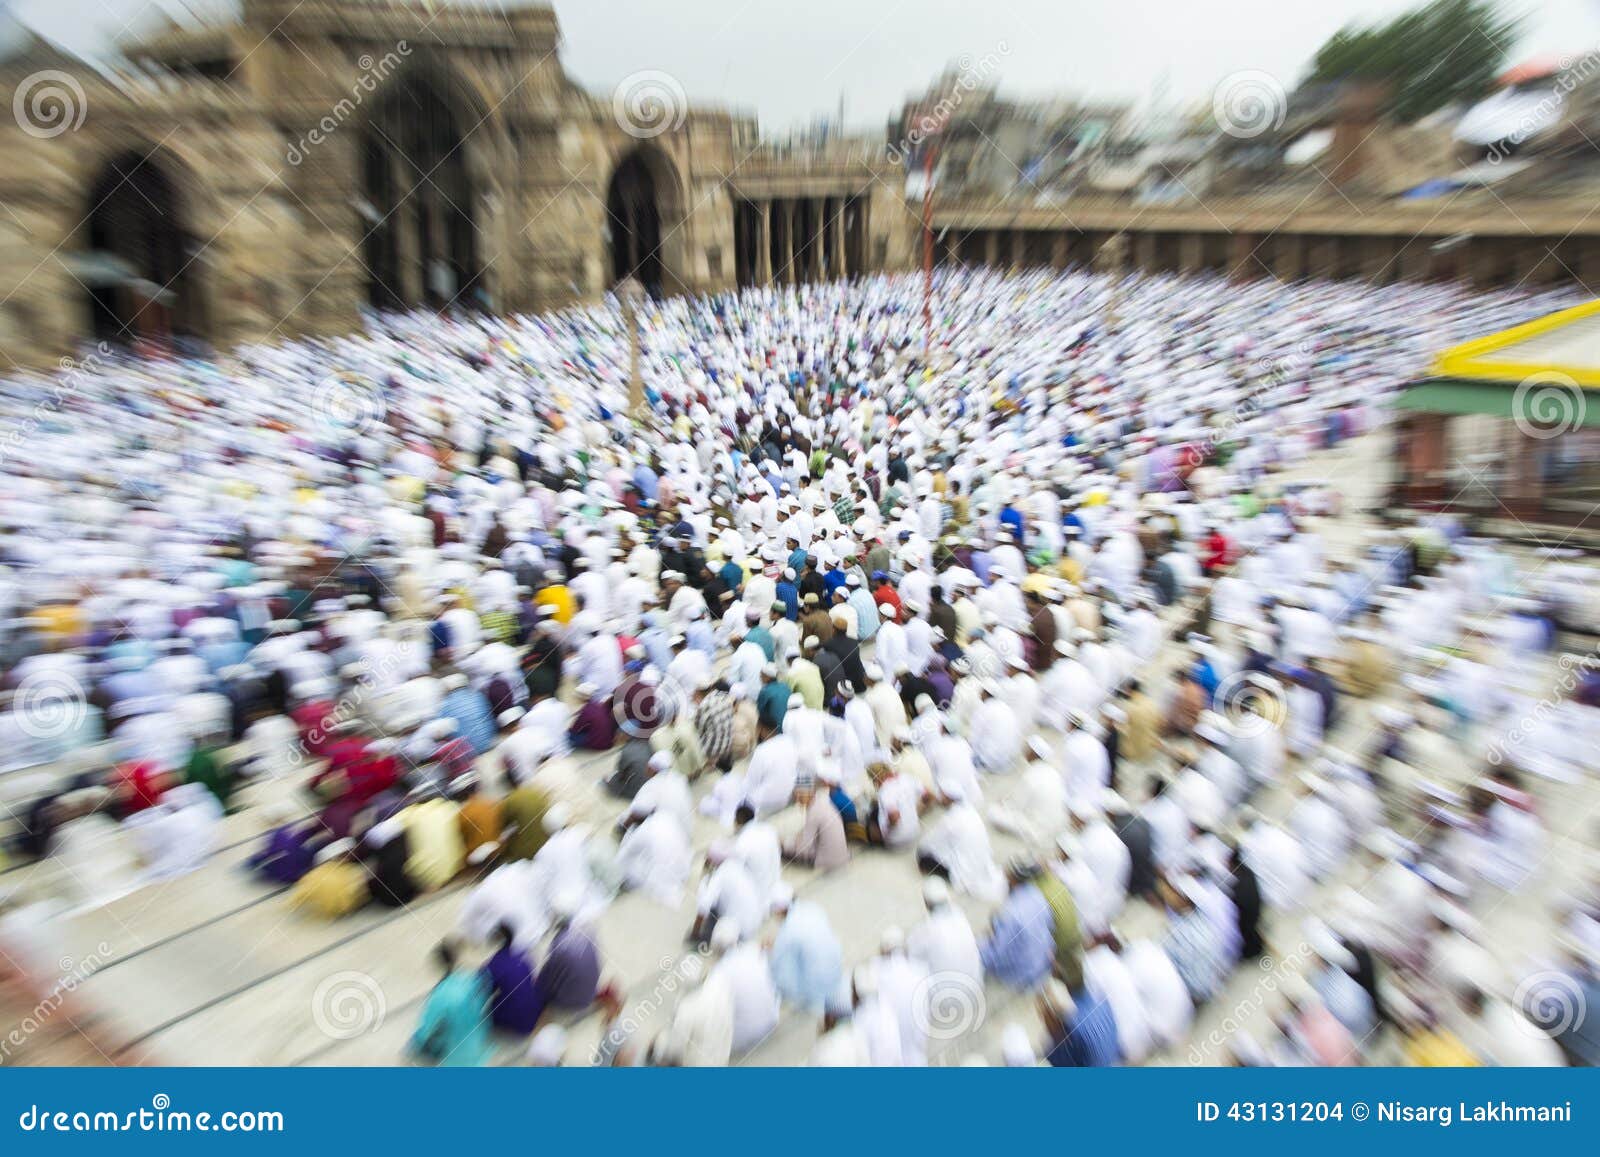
<box><xmin>1</xmin><ymin>0</ymin><xmax>1592</xmax><ymax>371</ymax></box>
<box><xmin>0</xmin><ymin>0</ymin><xmax>914</xmax><ymax>367</ymax></box>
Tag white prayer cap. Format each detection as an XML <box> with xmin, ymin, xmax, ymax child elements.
<box><xmin>549</xmin><ymin>887</ymin><xmax>583</xmax><ymax>923</ymax></box>
<box><xmin>1041</xmin><ymin>978</ymin><xmax>1075</xmax><ymax>1018</ymax></box>
<box><xmin>1099</xmin><ymin>788</ymin><xmax>1130</xmax><ymax>813</ymax></box>
<box><xmin>1303</xmin><ymin>917</ymin><xmax>1356</xmax><ymax>970</ymax></box>
<box><xmin>498</xmin><ymin>706</ymin><xmax>526</xmax><ymax>727</ymax></box>
<box><xmin>526</xmin><ymin>1025</ymin><xmax>568</xmax><ymax>1067</ymax></box>
<box><xmin>922</xmin><ymin>877</ymin><xmax>950</xmax><ymax>907</ymax></box>
<box><xmin>441</xmin><ymin>673</ymin><xmax>468</xmax><ymax>691</ymax></box>
<box><xmin>711</xmin><ymin>918</ymin><xmax>742</xmax><ymax>950</ymax></box>
<box><xmin>1194</xmin><ymin>711</ymin><xmax>1229</xmax><ymax>744</ymax></box>
<box><xmin>878</xmin><ymin>602</ymin><xmax>895</xmax><ymax>618</ymax></box>
<box><xmin>316</xmin><ymin>837</ymin><xmax>356</xmax><ymax>863</ymax></box>
<box><xmin>264</xmin><ymin>800</ymin><xmax>300</xmax><ymax>825</ymax></box>
<box><xmin>879</xmin><ymin>926</ymin><xmax>906</xmax><ymax>954</ymax></box>
<box><xmin>771</xmin><ymin>883</ymin><xmax>795</xmax><ymax>911</ymax></box>
<box><xmin>1027</xmin><ymin>735</ymin><xmax>1053</xmax><ymax>760</ymax></box>
<box><xmin>647</xmin><ymin>751</ymin><xmax>674</xmax><ymax>772</ymax></box>
<box><xmin>787</xmin><ymin>693</ymin><xmax>806</xmax><ymax>709</ymax></box>
<box><xmin>1001</xmin><ymin>1024</ymin><xmax>1036</xmax><ymax>1067</ymax></box>
<box><xmin>543</xmin><ymin>804</ymin><xmax>572</xmax><ymax>833</ymax></box>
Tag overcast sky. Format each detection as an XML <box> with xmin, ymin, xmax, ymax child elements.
<box><xmin>10</xmin><ymin>0</ymin><xmax>1600</xmax><ymax>128</ymax></box>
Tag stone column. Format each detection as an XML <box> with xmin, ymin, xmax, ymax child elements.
<box><xmin>1179</xmin><ymin>233</ymin><xmax>1203</xmax><ymax>273</ymax></box>
<box><xmin>833</xmin><ymin>198</ymin><xmax>847</xmax><ymax>277</ymax></box>
<box><xmin>783</xmin><ymin>200</ymin><xmax>797</xmax><ymax>283</ymax></box>
<box><xmin>758</xmin><ymin>200</ymin><xmax>772</xmax><ymax>285</ymax></box>
<box><xmin>392</xmin><ymin>154</ymin><xmax>420</xmax><ymax>305</ymax></box>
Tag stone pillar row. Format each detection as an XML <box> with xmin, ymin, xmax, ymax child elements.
<box><xmin>739</xmin><ymin>197</ymin><xmax>857</xmax><ymax>286</ymax></box>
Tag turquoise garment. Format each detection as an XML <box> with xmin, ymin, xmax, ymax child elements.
<box><xmin>410</xmin><ymin>973</ymin><xmax>493</xmax><ymax>1067</ymax></box>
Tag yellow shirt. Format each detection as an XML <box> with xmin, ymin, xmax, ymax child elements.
<box><xmin>399</xmin><ymin>800</ymin><xmax>465</xmax><ymax>891</ymax></box>
<box><xmin>33</xmin><ymin>604</ymin><xmax>84</xmax><ymax>644</ymax></box>
<box><xmin>290</xmin><ymin>862</ymin><xmax>368</xmax><ymax>918</ymax></box>
<box><xmin>1404</xmin><ymin>1029</ymin><xmax>1480</xmax><ymax>1067</ymax></box>
<box><xmin>535</xmin><ymin>584</ymin><xmax>576</xmax><ymax>625</ymax></box>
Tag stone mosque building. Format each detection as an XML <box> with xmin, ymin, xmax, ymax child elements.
<box><xmin>2</xmin><ymin>0</ymin><xmax>1598</xmax><ymax>369</ymax></box>
<box><xmin>0</xmin><ymin>0</ymin><xmax>912</xmax><ymax>365</ymax></box>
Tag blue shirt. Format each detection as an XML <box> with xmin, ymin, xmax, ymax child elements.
<box><xmin>775</xmin><ymin>581</ymin><xmax>801</xmax><ymax>621</ymax></box>
<box><xmin>441</xmin><ymin>687</ymin><xmax>497</xmax><ymax>756</ymax></box>
<box><xmin>1046</xmin><ymin>988</ymin><xmax>1122</xmax><ymax>1067</ymax></box>
<box><xmin>980</xmin><ymin>882</ymin><xmax>1055</xmax><ymax>990</ymax></box>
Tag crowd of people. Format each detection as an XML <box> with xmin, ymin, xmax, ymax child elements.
<box><xmin>0</xmin><ymin>266</ymin><xmax>1596</xmax><ymax>1067</ymax></box>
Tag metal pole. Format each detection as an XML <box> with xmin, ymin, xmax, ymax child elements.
<box><xmin>922</xmin><ymin>143</ymin><xmax>935</xmax><ymax>353</ymax></box>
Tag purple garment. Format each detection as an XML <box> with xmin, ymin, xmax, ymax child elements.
<box><xmin>486</xmin><ymin>674</ymin><xmax>517</xmax><ymax>720</ymax></box>
<box><xmin>249</xmin><ymin>824</ymin><xmax>313</xmax><ymax>885</ymax></box>
<box><xmin>567</xmin><ymin>699</ymin><xmax>618</xmax><ymax>751</ymax></box>
<box><xmin>537</xmin><ymin>925</ymin><xmax>601</xmax><ymax>1010</ymax></box>
<box><xmin>481</xmin><ymin>945</ymin><xmax>543</xmax><ymax>1035</ymax></box>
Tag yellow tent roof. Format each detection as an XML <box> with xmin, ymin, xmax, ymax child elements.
<box><xmin>1428</xmin><ymin>297</ymin><xmax>1600</xmax><ymax>389</ymax></box>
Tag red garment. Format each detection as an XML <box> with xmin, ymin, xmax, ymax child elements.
<box><xmin>292</xmin><ymin>699</ymin><xmax>341</xmax><ymax>755</ymax></box>
<box><xmin>113</xmin><ymin>760</ymin><xmax>167</xmax><ymax>814</ymax></box>
<box><xmin>1202</xmin><ymin>531</ymin><xmax>1233</xmax><ymax>573</ymax></box>
<box><xmin>433</xmin><ymin>737</ymin><xmax>476</xmax><ymax>783</ymax></box>
<box><xmin>873</xmin><ymin>583</ymin><xmax>903</xmax><ymax>622</ymax></box>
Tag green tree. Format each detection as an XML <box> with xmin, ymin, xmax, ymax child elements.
<box><xmin>1305</xmin><ymin>0</ymin><xmax>1521</xmax><ymax>122</ymax></box>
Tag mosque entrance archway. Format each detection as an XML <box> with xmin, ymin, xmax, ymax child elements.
<box><xmin>84</xmin><ymin>151</ymin><xmax>204</xmax><ymax>345</ymax></box>
<box><xmin>606</xmin><ymin>146</ymin><xmax>682</xmax><ymax>297</ymax></box>
<box><xmin>357</xmin><ymin>68</ymin><xmax>482</xmax><ymax>311</ymax></box>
